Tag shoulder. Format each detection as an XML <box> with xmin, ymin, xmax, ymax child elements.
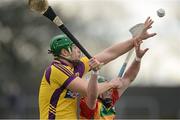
<box><xmin>80</xmin><ymin>57</ymin><xmax>89</xmax><ymax>62</ymax></box>
<box><xmin>80</xmin><ymin>57</ymin><xmax>90</xmax><ymax>66</ymax></box>
<box><xmin>50</xmin><ymin>63</ymin><xmax>75</xmax><ymax>85</ymax></box>
<box><xmin>79</xmin><ymin>57</ymin><xmax>91</xmax><ymax>74</ymax></box>
<box><xmin>52</xmin><ymin>63</ymin><xmax>74</xmax><ymax>77</ymax></box>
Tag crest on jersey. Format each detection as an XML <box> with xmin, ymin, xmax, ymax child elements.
<box><xmin>64</xmin><ymin>89</ymin><xmax>79</xmax><ymax>98</ymax></box>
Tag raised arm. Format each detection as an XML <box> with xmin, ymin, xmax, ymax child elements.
<box><xmin>66</xmin><ymin>57</ymin><xmax>116</xmax><ymax>98</ymax></box>
<box><xmin>95</xmin><ymin>17</ymin><xmax>156</xmax><ymax>65</ymax></box>
<box><xmin>67</xmin><ymin>57</ymin><xmax>100</xmax><ymax>97</ymax></box>
<box><xmin>86</xmin><ymin>58</ymin><xmax>119</xmax><ymax>109</ymax></box>
<box><xmin>67</xmin><ymin>71</ymin><xmax>118</xmax><ymax>97</ymax></box>
<box><xmin>86</xmin><ymin>57</ymin><xmax>99</xmax><ymax>109</ymax></box>
<box><xmin>86</xmin><ymin>71</ymin><xmax>98</xmax><ymax>109</ymax></box>
<box><xmin>117</xmin><ymin>42</ymin><xmax>149</xmax><ymax>96</ymax></box>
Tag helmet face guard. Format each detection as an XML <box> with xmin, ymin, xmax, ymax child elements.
<box><xmin>50</xmin><ymin>34</ymin><xmax>73</xmax><ymax>56</ymax></box>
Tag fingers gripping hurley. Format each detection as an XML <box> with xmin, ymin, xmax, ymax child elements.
<box><xmin>118</xmin><ymin>23</ymin><xmax>144</xmax><ymax>77</ymax></box>
<box><xmin>28</xmin><ymin>0</ymin><xmax>92</xmax><ymax>59</ymax></box>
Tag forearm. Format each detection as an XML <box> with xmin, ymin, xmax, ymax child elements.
<box><xmin>123</xmin><ymin>59</ymin><xmax>140</xmax><ymax>82</ymax></box>
<box><xmin>86</xmin><ymin>73</ymin><xmax>98</xmax><ymax>109</ymax></box>
<box><xmin>95</xmin><ymin>38</ymin><xmax>136</xmax><ymax>65</ymax></box>
<box><xmin>117</xmin><ymin>59</ymin><xmax>140</xmax><ymax>97</ymax></box>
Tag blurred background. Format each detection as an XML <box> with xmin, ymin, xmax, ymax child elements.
<box><xmin>0</xmin><ymin>0</ymin><xmax>179</xmax><ymax>119</ymax></box>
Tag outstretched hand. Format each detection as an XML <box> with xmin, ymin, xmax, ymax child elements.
<box><xmin>135</xmin><ymin>42</ymin><xmax>149</xmax><ymax>59</ymax></box>
<box><xmin>136</xmin><ymin>17</ymin><xmax>157</xmax><ymax>41</ymax></box>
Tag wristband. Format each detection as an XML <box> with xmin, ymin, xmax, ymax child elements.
<box><xmin>135</xmin><ymin>57</ymin><xmax>141</xmax><ymax>62</ymax></box>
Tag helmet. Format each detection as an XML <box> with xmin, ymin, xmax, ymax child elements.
<box><xmin>98</xmin><ymin>76</ymin><xmax>107</xmax><ymax>83</ymax></box>
<box><xmin>50</xmin><ymin>34</ymin><xmax>73</xmax><ymax>56</ymax></box>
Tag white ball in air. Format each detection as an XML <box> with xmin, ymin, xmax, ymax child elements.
<box><xmin>157</xmin><ymin>8</ymin><xmax>165</xmax><ymax>17</ymax></box>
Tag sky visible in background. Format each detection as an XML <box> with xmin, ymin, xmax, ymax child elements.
<box><xmin>49</xmin><ymin>0</ymin><xmax>180</xmax><ymax>86</ymax></box>
<box><xmin>1</xmin><ymin>0</ymin><xmax>180</xmax><ymax>86</ymax></box>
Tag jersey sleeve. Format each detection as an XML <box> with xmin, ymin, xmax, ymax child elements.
<box><xmin>111</xmin><ymin>89</ymin><xmax>120</xmax><ymax>106</ymax></box>
<box><xmin>80</xmin><ymin>98</ymin><xmax>98</xmax><ymax>119</ymax></box>
<box><xmin>80</xmin><ymin>57</ymin><xmax>90</xmax><ymax>75</ymax></box>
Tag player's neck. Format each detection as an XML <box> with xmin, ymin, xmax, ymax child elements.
<box><xmin>59</xmin><ymin>58</ymin><xmax>73</xmax><ymax>68</ymax></box>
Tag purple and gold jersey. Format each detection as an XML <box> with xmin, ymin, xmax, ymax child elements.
<box><xmin>39</xmin><ymin>57</ymin><xmax>90</xmax><ymax>119</ymax></box>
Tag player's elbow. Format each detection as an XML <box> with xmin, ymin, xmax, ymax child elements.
<box><xmin>88</xmin><ymin>102</ymin><xmax>96</xmax><ymax>110</ymax></box>
<box><xmin>87</xmin><ymin>98</ymin><xmax>97</xmax><ymax>110</ymax></box>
